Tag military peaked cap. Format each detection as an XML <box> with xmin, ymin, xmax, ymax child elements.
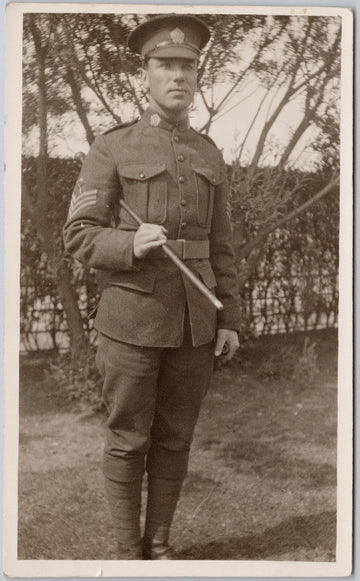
<box><xmin>127</xmin><ymin>14</ymin><xmax>210</xmax><ymax>60</ymax></box>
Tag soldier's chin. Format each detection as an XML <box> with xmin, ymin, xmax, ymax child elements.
<box><xmin>167</xmin><ymin>96</ymin><xmax>190</xmax><ymax>111</ymax></box>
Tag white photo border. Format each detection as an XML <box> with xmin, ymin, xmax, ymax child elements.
<box><xmin>2</xmin><ymin>3</ymin><xmax>354</xmax><ymax>578</ymax></box>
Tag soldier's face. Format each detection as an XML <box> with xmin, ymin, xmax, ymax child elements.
<box><xmin>143</xmin><ymin>57</ymin><xmax>198</xmax><ymax>117</ymax></box>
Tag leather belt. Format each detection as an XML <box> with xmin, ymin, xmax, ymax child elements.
<box><xmin>151</xmin><ymin>239</ymin><xmax>210</xmax><ymax>259</ymax></box>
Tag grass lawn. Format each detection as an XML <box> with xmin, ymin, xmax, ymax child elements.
<box><xmin>18</xmin><ymin>329</ymin><xmax>337</xmax><ymax>561</ymax></box>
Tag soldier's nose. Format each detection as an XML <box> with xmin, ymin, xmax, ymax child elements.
<box><xmin>173</xmin><ymin>68</ymin><xmax>185</xmax><ymax>81</ymax></box>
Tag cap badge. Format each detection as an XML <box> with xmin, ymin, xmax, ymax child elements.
<box><xmin>150</xmin><ymin>113</ymin><xmax>161</xmax><ymax>127</ymax></box>
<box><xmin>170</xmin><ymin>28</ymin><xmax>185</xmax><ymax>44</ymax></box>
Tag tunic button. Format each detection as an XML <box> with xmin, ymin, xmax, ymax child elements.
<box><xmin>174</xmin><ymin>135</ymin><xmax>180</xmax><ymax>143</ymax></box>
<box><xmin>181</xmin><ymin>222</ymin><xmax>187</xmax><ymax>228</ymax></box>
<box><xmin>177</xmin><ymin>154</ymin><xmax>184</xmax><ymax>162</ymax></box>
<box><xmin>212</xmin><ymin>176</ymin><xmax>216</xmax><ymax>184</ymax></box>
<box><xmin>179</xmin><ymin>176</ymin><xmax>185</xmax><ymax>184</ymax></box>
<box><xmin>181</xmin><ymin>199</ymin><xmax>187</xmax><ymax>206</ymax></box>
<box><xmin>139</xmin><ymin>172</ymin><xmax>145</xmax><ymax>179</ymax></box>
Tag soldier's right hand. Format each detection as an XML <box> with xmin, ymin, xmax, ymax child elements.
<box><xmin>133</xmin><ymin>224</ymin><xmax>168</xmax><ymax>258</ymax></box>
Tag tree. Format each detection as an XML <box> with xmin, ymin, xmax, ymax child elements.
<box><xmin>22</xmin><ymin>15</ymin><xmax>88</xmax><ymax>358</ymax></box>
<box><xmin>221</xmin><ymin>16</ymin><xmax>341</xmax><ymax>285</ymax></box>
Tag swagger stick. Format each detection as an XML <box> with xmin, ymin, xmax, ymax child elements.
<box><xmin>120</xmin><ymin>199</ymin><xmax>224</xmax><ymax>311</ymax></box>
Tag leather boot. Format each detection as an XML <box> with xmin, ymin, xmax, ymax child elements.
<box><xmin>143</xmin><ymin>539</ymin><xmax>175</xmax><ymax>560</ymax></box>
<box><xmin>117</xmin><ymin>541</ymin><xmax>143</xmax><ymax>560</ymax></box>
<box><xmin>143</xmin><ymin>476</ymin><xmax>183</xmax><ymax>559</ymax></box>
<box><xmin>104</xmin><ymin>477</ymin><xmax>143</xmax><ymax>560</ymax></box>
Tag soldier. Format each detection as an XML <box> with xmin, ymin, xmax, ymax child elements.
<box><xmin>63</xmin><ymin>14</ymin><xmax>241</xmax><ymax>560</ymax></box>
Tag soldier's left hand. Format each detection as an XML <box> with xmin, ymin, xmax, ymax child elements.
<box><xmin>214</xmin><ymin>329</ymin><xmax>240</xmax><ymax>360</ymax></box>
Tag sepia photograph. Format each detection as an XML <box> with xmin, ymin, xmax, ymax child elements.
<box><xmin>3</xmin><ymin>3</ymin><xmax>353</xmax><ymax>578</ymax></box>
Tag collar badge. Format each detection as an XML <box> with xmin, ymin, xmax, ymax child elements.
<box><xmin>170</xmin><ymin>28</ymin><xmax>185</xmax><ymax>44</ymax></box>
<box><xmin>150</xmin><ymin>113</ymin><xmax>161</xmax><ymax>127</ymax></box>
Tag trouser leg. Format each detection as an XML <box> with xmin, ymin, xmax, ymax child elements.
<box><xmin>143</xmin><ymin>476</ymin><xmax>183</xmax><ymax>559</ymax></box>
<box><xmin>144</xmin><ymin>318</ymin><xmax>214</xmax><ymax>557</ymax></box>
<box><xmin>96</xmin><ymin>334</ymin><xmax>160</xmax><ymax>559</ymax></box>
<box><xmin>103</xmin><ymin>477</ymin><xmax>143</xmax><ymax>559</ymax></box>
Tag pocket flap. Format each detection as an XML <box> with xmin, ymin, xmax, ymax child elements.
<box><xmin>119</xmin><ymin>163</ymin><xmax>166</xmax><ymax>181</ymax></box>
<box><xmin>198</xmin><ymin>265</ymin><xmax>217</xmax><ymax>289</ymax></box>
<box><xmin>110</xmin><ymin>271</ymin><xmax>156</xmax><ymax>293</ymax></box>
<box><xmin>194</xmin><ymin>166</ymin><xmax>222</xmax><ymax>186</ymax></box>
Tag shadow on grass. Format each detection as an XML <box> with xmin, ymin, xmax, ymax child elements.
<box><xmin>176</xmin><ymin>510</ymin><xmax>336</xmax><ymax>560</ymax></box>
<box><xmin>201</xmin><ymin>439</ymin><xmax>336</xmax><ymax>488</ymax></box>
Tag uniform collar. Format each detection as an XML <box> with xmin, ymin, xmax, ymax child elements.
<box><xmin>142</xmin><ymin>107</ymin><xmax>190</xmax><ymax>132</ymax></box>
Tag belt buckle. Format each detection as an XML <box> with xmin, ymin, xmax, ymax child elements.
<box><xmin>177</xmin><ymin>239</ymin><xmax>186</xmax><ymax>259</ymax></box>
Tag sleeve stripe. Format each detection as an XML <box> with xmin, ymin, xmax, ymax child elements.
<box><xmin>69</xmin><ymin>190</ymin><xmax>98</xmax><ymax>218</ymax></box>
<box><xmin>71</xmin><ymin>192</ymin><xmax>98</xmax><ymax>212</ymax></box>
<box><xmin>70</xmin><ymin>189</ymin><xmax>97</xmax><ymax>209</ymax></box>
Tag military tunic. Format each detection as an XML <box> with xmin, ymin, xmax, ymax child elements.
<box><xmin>63</xmin><ymin>107</ymin><xmax>241</xmax><ymax>347</ymax></box>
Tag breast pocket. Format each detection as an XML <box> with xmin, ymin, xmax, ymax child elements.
<box><xmin>193</xmin><ymin>166</ymin><xmax>222</xmax><ymax>228</ymax></box>
<box><xmin>118</xmin><ymin>163</ymin><xmax>167</xmax><ymax>224</ymax></box>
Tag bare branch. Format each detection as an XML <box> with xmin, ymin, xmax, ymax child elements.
<box><xmin>236</xmin><ymin>177</ymin><xmax>339</xmax><ymax>262</ymax></box>
<box><xmin>62</xmin><ymin>17</ymin><xmax>122</xmax><ymax>123</ymax></box>
<box><xmin>65</xmin><ymin>68</ymin><xmax>95</xmax><ymax>145</ymax></box>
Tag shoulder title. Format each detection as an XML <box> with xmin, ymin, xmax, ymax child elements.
<box><xmin>103</xmin><ymin>118</ymin><xmax>139</xmax><ymax>135</ymax></box>
<box><xmin>191</xmin><ymin>128</ymin><xmax>218</xmax><ymax>148</ymax></box>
